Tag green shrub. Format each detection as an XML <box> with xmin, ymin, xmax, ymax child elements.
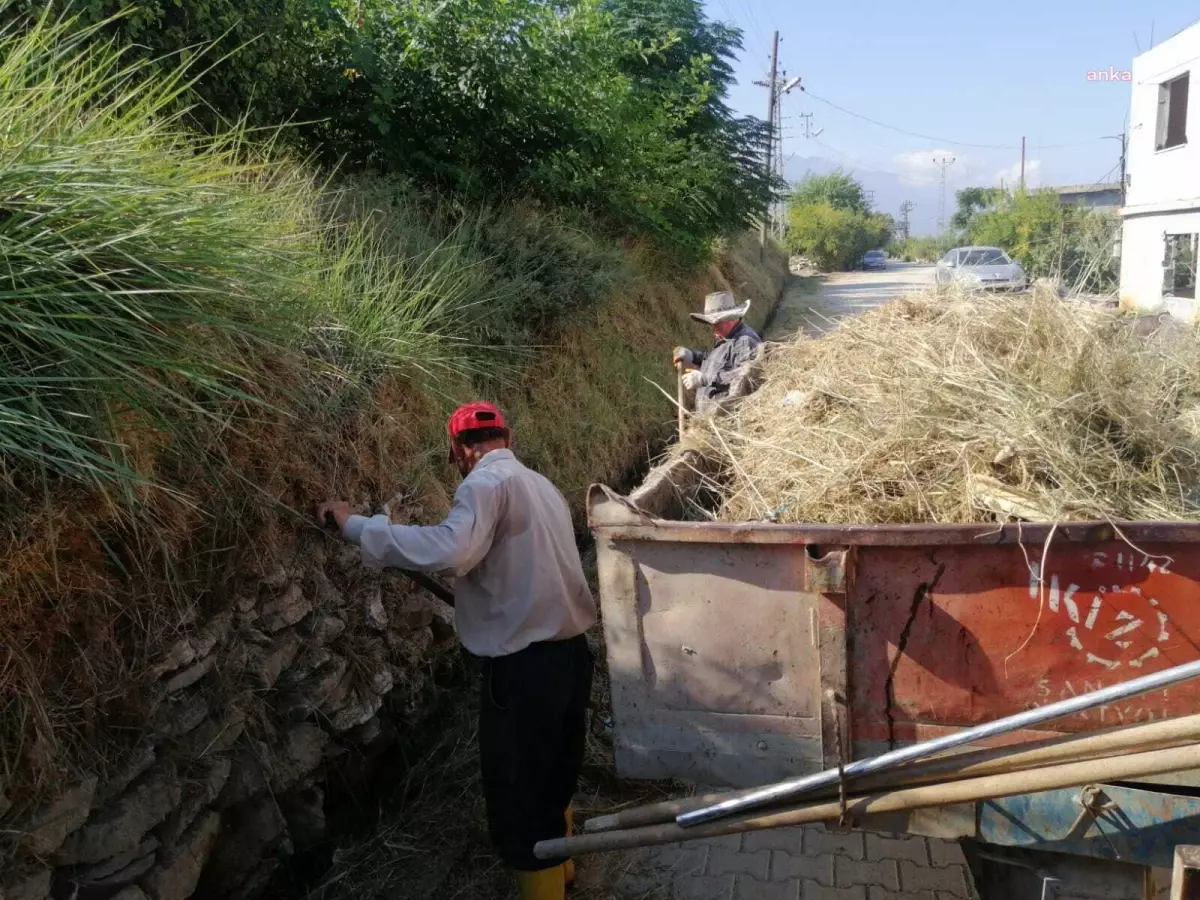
<box><xmin>21</xmin><ymin>0</ymin><xmax>774</xmax><ymax>257</ymax></box>
<box><xmin>5</xmin><ymin>0</ymin><xmax>329</xmax><ymax>131</ymax></box>
<box><xmin>893</xmin><ymin>235</ymin><xmax>956</xmax><ymax>263</ymax></box>
<box><xmin>328</xmin><ymin>176</ymin><xmax>631</xmax><ymax>348</ymax></box>
<box><xmin>786</xmin><ymin>202</ymin><xmax>893</xmax><ymax>270</ymax></box>
<box><xmin>790</xmin><ymin>169</ymin><xmax>870</xmax><ymax>213</ymax></box>
<box><xmin>961</xmin><ymin>188</ymin><xmax>1120</xmax><ymax>292</ymax></box>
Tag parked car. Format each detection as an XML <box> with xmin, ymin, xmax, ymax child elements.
<box><xmin>862</xmin><ymin>249</ymin><xmax>887</xmax><ymax>270</ymax></box>
<box><xmin>935</xmin><ymin>246</ymin><xmax>1026</xmax><ymax>290</ymax></box>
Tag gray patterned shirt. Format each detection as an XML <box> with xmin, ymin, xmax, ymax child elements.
<box><xmin>692</xmin><ymin>321</ymin><xmax>763</xmax><ymax>397</ymax></box>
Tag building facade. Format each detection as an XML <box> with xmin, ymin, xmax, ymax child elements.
<box><xmin>1056</xmin><ymin>183</ymin><xmax>1123</xmax><ymax>210</ymax></box>
<box><xmin>1119</xmin><ymin>21</ymin><xmax>1200</xmax><ymax>319</ymax></box>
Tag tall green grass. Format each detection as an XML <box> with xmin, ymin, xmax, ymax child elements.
<box><xmin>0</xmin><ymin>10</ymin><xmax>488</xmax><ymax>493</ymax></box>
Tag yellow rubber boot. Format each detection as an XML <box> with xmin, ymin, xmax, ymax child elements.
<box><xmin>563</xmin><ymin>806</ymin><xmax>576</xmax><ymax>886</ymax></box>
<box><xmin>514</xmin><ymin>865</ymin><xmax>566</xmax><ymax>900</ymax></box>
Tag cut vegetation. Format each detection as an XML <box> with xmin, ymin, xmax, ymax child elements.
<box><xmin>692</xmin><ymin>286</ymin><xmax>1200</xmax><ymax>525</ymax></box>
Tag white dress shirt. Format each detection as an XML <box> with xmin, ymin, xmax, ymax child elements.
<box><xmin>342</xmin><ymin>449</ymin><xmax>597</xmax><ymax>657</ymax></box>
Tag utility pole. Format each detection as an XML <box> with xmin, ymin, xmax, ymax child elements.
<box><xmin>759</xmin><ymin>29</ymin><xmax>779</xmax><ymax>252</ymax></box>
<box><xmin>773</xmin><ymin>69</ymin><xmax>786</xmax><ymax>236</ymax></box>
<box><xmin>797</xmin><ymin>112</ymin><xmax>822</xmax><ymax>140</ymax></box>
<box><xmin>1113</xmin><ymin>129</ymin><xmax>1123</xmax><ymax>205</ymax></box>
<box><xmin>864</xmin><ymin>189</ymin><xmax>876</xmax><ymax>210</ymax></box>
<box><xmin>899</xmin><ymin>201</ymin><xmax>914</xmax><ymax>242</ymax></box>
<box><xmin>1103</xmin><ymin>131</ymin><xmax>1129</xmax><ymax>205</ymax></box>
<box><xmin>934</xmin><ymin>156</ymin><xmax>956</xmax><ymax>234</ymax></box>
<box><xmin>1019</xmin><ymin>136</ymin><xmax>1026</xmax><ymax>191</ymax></box>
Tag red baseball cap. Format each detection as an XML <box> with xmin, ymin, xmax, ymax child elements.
<box><xmin>447</xmin><ymin>402</ymin><xmax>507</xmax><ymax>460</ymax></box>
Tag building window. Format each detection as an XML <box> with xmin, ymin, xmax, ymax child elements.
<box><xmin>1156</xmin><ymin>72</ymin><xmax>1189</xmax><ymax>150</ymax></box>
<box><xmin>1163</xmin><ymin>233</ymin><xmax>1198</xmax><ymax>299</ymax></box>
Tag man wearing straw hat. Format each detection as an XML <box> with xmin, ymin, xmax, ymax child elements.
<box><xmin>673</xmin><ymin>290</ymin><xmax>763</xmax><ymax>412</ymax></box>
<box><xmin>317</xmin><ymin>401</ymin><xmax>596</xmax><ymax>900</ymax></box>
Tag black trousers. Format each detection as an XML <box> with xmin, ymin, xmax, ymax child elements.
<box><xmin>479</xmin><ymin>634</ymin><xmax>594</xmax><ymax>871</ymax></box>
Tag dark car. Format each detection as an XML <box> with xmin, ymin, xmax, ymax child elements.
<box><xmin>862</xmin><ymin>249</ymin><xmax>887</xmax><ymax>270</ymax></box>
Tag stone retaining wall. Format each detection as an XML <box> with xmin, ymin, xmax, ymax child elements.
<box><xmin>3</xmin><ymin>534</ymin><xmax>452</xmax><ymax>900</ymax></box>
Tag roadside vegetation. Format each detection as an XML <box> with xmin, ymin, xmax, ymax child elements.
<box><xmin>784</xmin><ymin>170</ymin><xmax>895</xmax><ymax>270</ymax></box>
<box><xmin>13</xmin><ymin>0</ymin><xmax>773</xmax><ymax>258</ymax></box>
<box><xmin>891</xmin><ymin>186</ymin><xmax>1120</xmax><ymax>292</ymax></box>
<box><xmin>0</xmin><ymin>0</ymin><xmax>789</xmax><ymax>856</ymax></box>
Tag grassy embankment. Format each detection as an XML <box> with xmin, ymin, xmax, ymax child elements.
<box><xmin>0</xmin><ymin>12</ymin><xmax>788</xmax><ymax>866</ymax></box>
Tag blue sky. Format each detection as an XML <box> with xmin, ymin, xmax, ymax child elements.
<box><xmin>703</xmin><ymin>0</ymin><xmax>1200</xmax><ymax>233</ymax></box>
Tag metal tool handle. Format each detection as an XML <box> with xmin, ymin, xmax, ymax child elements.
<box><xmin>675</xmin><ymin>362</ymin><xmax>686</xmax><ymax>436</ymax></box>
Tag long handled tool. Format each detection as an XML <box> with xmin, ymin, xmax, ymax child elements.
<box><xmin>584</xmin><ymin>711</ymin><xmax>1200</xmax><ymax>834</ymax></box>
<box><xmin>321</xmin><ymin>511</ymin><xmax>455</xmax><ymax>606</ymax></box>
<box><xmin>536</xmin><ymin>742</ymin><xmax>1200</xmax><ymax>859</ymax></box>
<box><xmin>675</xmin><ymin>362</ymin><xmax>686</xmax><ymax>436</ymax></box>
<box><xmin>677</xmin><ymin>657</ymin><xmax>1200</xmax><ymax>828</ymax></box>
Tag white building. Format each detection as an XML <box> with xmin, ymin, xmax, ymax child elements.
<box><xmin>1119</xmin><ymin>21</ymin><xmax>1200</xmax><ymax>320</ymax></box>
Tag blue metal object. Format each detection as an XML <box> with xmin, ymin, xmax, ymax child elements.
<box><xmin>980</xmin><ymin>783</ymin><xmax>1200</xmax><ymax>870</ymax></box>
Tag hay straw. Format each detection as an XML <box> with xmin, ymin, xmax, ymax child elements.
<box><xmin>696</xmin><ymin>286</ymin><xmax>1200</xmax><ymax>525</ymax></box>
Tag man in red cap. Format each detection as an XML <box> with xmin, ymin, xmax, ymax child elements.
<box><xmin>318</xmin><ymin>402</ymin><xmax>596</xmax><ymax>900</ymax></box>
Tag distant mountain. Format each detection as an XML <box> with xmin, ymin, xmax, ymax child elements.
<box><xmin>785</xmin><ymin>155</ymin><xmax>947</xmax><ymax>237</ymax></box>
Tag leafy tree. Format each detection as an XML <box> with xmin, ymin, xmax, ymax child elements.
<box><xmin>6</xmin><ymin>0</ymin><xmax>330</xmax><ymax>131</ymax></box>
<box><xmin>950</xmin><ymin>186</ymin><xmax>1006</xmax><ymax>233</ymax></box>
<box><xmin>10</xmin><ymin>0</ymin><xmax>773</xmax><ymax>255</ymax></box>
<box><xmin>790</xmin><ymin>169</ymin><xmax>869</xmax><ymax>215</ymax></box>
<box><xmin>785</xmin><ymin>170</ymin><xmax>890</xmax><ymax>269</ymax></box>
<box><xmin>787</xmin><ymin>203</ymin><xmax>892</xmax><ymax>270</ymax></box>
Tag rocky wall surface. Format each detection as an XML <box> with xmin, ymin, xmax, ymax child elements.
<box><xmin>2</xmin><ymin>535</ymin><xmax>453</xmax><ymax>900</ymax></box>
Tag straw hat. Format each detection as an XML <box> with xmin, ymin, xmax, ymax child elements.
<box><xmin>690</xmin><ymin>290</ymin><xmax>751</xmax><ymax>325</ymax></box>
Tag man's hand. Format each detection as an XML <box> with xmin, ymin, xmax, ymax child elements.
<box><xmin>681</xmin><ymin>370</ymin><xmax>707</xmax><ymax>391</ymax></box>
<box><xmin>672</xmin><ymin>347</ymin><xmax>694</xmax><ymax>367</ymax></box>
<box><xmin>316</xmin><ymin>500</ymin><xmax>353</xmax><ymax>532</ymax></box>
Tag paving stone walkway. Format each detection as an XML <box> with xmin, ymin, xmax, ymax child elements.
<box><xmin>613</xmin><ymin>824</ymin><xmax>979</xmax><ymax>900</ymax></box>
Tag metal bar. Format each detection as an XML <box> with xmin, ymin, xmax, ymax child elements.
<box><xmin>585</xmin><ymin>712</ymin><xmax>1200</xmax><ymax>833</ymax></box>
<box><xmin>677</xmin><ymin>659</ymin><xmax>1200</xmax><ymax>828</ymax></box>
<box><xmin>540</xmin><ymin>744</ymin><xmax>1200</xmax><ymax>859</ymax></box>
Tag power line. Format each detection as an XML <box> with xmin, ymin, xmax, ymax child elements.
<box><xmin>721</xmin><ymin>0</ymin><xmax>773</xmax><ymax>62</ymax></box>
<box><xmin>799</xmin><ymin>88</ymin><xmax>1116</xmax><ymax>154</ymax></box>
<box><xmin>801</xmin><ymin>88</ymin><xmax>1017</xmax><ymax>149</ymax></box>
<box><xmin>712</xmin><ymin>0</ymin><xmax>772</xmax><ymax>63</ymax></box>
<box><xmin>738</xmin><ymin>0</ymin><xmax>775</xmax><ymax>61</ymax></box>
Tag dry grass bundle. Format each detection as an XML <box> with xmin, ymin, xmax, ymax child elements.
<box><xmin>698</xmin><ymin>287</ymin><xmax>1200</xmax><ymax>524</ymax></box>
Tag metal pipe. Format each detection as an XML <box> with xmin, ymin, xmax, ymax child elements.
<box><xmin>538</xmin><ymin>743</ymin><xmax>1200</xmax><ymax>859</ymax></box>
<box><xmin>678</xmin><ymin>658</ymin><xmax>1200</xmax><ymax>828</ymax></box>
<box><xmin>675</xmin><ymin>362</ymin><xmax>685</xmax><ymax>436</ymax></box>
<box><xmin>585</xmin><ymin>712</ymin><xmax>1200</xmax><ymax>833</ymax></box>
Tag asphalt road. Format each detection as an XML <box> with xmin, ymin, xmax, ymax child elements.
<box><xmin>767</xmin><ymin>262</ymin><xmax>936</xmax><ymax>341</ymax></box>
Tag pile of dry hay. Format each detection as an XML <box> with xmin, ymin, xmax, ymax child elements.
<box><xmin>696</xmin><ymin>287</ymin><xmax>1200</xmax><ymax>524</ymax></box>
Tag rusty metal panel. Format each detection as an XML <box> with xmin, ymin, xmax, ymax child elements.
<box><xmin>595</xmin><ymin>533</ymin><xmax>825</xmax><ymax>787</ymax></box>
<box><xmin>849</xmin><ymin>541</ymin><xmax>1200</xmax><ymax>755</ymax></box>
<box><xmin>588</xmin><ymin>484</ymin><xmax>1200</xmax><ymax>790</ymax></box>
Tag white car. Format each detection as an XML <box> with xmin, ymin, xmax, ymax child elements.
<box><xmin>935</xmin><ymin>246</ymin><xmax>1026</xmax><ymax>291</ymax></box>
